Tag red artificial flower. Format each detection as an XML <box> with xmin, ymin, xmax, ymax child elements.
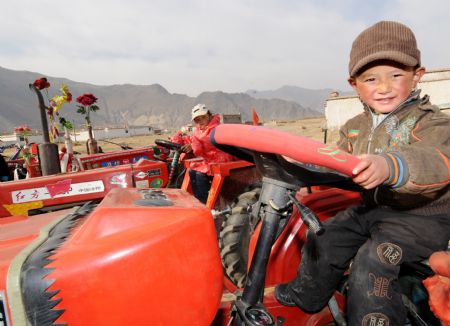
<box><xmin>14</xmin><ymin>125</ymin><xmax>31</xmax><ymax>135</ymax></box>
<box><xmin>76</xmin><ymin>93</ymin><xmax>98</xmax><ymax>107</ymax></box>
<box><xmin>33</xmin><ymin>77</ymin><xmax>51</xmax><ymax>90</ymax></box>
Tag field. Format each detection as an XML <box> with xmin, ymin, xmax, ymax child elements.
<box><xmin>72</xmin><ymin>117</ymin><xmax>339</xmax><ymax>154</ymax></box>
<box><xmin>1</xmin><ymin>117</ymin><xmax>339</xmax><ymax>157</ymax></box>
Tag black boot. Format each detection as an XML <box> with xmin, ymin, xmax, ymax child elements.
<box><xmin>275</xmin><ymin>283</ymin><xmax>297</xmax><ymax>307</ymax></box>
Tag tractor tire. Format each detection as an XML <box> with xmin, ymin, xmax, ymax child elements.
<box><xmin>219</xmin><ymin>186</ymin><xmax>261</xmax><ymax>288</ymax></box>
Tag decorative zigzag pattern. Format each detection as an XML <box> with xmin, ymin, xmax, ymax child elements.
<box><xmin>20</xmin><ymin>202</ymin><xmax>96</xmax><ymax>326</ymax></box>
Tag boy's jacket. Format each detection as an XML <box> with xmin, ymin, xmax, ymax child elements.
<box><xmin>337</xmin><ymin>93</ymin><xmax>449</xmax><ymax>215</ymax></box>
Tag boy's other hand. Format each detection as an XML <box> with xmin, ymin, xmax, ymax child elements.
<box><xmin>181</xmin><ymin>143</ymin><xmax>192</xmax><ymax>153</ymax></box>
<box><xmin>352</xmin><ymin>154</ymin><xmax>390</xmax><ymax>189</ymax></box>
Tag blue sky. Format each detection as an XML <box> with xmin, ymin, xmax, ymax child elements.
<box><xmin>1</xmin><ymin>0</ymin><xmax>448</xmax><ymax>96</ymax></box>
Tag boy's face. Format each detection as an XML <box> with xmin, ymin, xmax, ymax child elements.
<box><xmin>348</xmin><ymin>60</ymin><xmax>425</xmax><ymax>114</ymax></box>
<box><xmin>193</xmin><ymin>114</ymin><xmax>211</xmax><ymax>129</ymax></box>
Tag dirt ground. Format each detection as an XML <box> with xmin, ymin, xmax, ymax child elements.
<box><xmin>72</xmin><ymin>117</ymin><xmax>339</xmax><ymax>154</ymax></box>
<box><xmin>1</xmin><ymin>117</ymin><xmax>339</xmax><ymax>156</ymax></box>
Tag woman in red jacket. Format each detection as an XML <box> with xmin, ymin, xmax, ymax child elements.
<box><xmin>172</xmin><ymin>104</ymin><xmax>235</xmax><ymax>203</ymax></box>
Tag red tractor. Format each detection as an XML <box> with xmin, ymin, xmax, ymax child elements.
<box><xmin>153</xmin><ymin>137</ymin><xmax>262</xmax><ymax>238</ymax></box>
<box><xmin>0</xmin><ymin>125</ymin><xmax>441</xmax><ymax>325</ymax></box>
<box><xmin>0</xmin><ymin>158</ymin><xmax>169</xmax><ymax>218</ymax></box>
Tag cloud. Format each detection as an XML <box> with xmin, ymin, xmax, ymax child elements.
<box><xmin>0</xmin><ymin>0</ymin><xmax>449</xmax><ymax>96</ymax></box>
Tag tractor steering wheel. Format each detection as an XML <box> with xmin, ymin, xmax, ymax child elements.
<box><xmin>154</xmin><ymin>139</ymin><xmax>183</xmax><ymax>151</ymax></box>
<box><xmin>210</xmin><ymin>124</ymin><xmax>363</xmax><ymax>191</ymax></box>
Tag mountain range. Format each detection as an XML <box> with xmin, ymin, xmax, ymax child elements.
<box><xmin>0</xmin><ymin>66</ymin><xmax>338</xmax><ymax>133</ymax></box>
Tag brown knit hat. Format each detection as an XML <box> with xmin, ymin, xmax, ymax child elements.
<box><xmin>349</xmin><ymin>21</ymin><xmax>421</xmax><ymax>76</ymax></box>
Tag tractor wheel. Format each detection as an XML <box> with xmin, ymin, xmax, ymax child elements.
<box><xmin>219</xmin><ymin>186</ymin><xmax>261</xmax><ymax>288</ymax></box>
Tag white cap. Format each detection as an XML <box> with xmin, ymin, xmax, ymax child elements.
<box><xmin>191</xmin><ymin>104</ymin><xmax>209</xmax><ymax>120</ymax></box>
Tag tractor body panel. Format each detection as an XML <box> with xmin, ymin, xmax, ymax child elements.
<box><xmin>2</xmin><ymin>188</ymin><xmax>223</xmax><ymax>325</ymax></box>
<box><xmin>181</xmin><ymin>160</ymin><xmax>261</xmax><ymax>210</ymax></box>
<box><xmin>79</xmin><ymin>146</ymin><xmax>165</xmax><ymax>170</ymax></box>
<box><xmin>0</xmin><ymin>159</ymin><xmax>168</xmax><ymax>217</ymax></box>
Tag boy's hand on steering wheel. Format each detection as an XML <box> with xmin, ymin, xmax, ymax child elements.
<box><xmin>352</xmin><ymin>154</ymin><xmax>390</xmax><ymax>189</ymax></box>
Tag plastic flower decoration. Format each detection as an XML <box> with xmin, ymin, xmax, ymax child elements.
<box><xmin>14</xmin><ymin>125</ymin><xmax>33</xmax><ymax>163</ymax></box>
<box><xmin>76</xmin><ymin>93</ymin><xmax>100</xmax><ymax>154</ymax></box>
<box><xmin>14</xmin><ymin>125</ymin><xmax>32</xmax><ymax>142</ymax></box>
<box><xmin>33</xmin><ymin>77</ymin><xmax>50</xmax><ymax>90</ymax></box>
<box><xmin>50</xmin><ymin>84</ymin><xmax>72</xmax><ymax>113</ymax></box>
<box><xmin>76</xmin><ymin>93</ymin><xmax>100</xmax><ymax>127</ymax></box>
<box><xmin>49</xmin><ymin>83</ymin><xmax>73</xmax><ymax>134</ymax></box>
<box><xmin>31</xmin><ymin>78</ymin><xmax>74</xmax><ymax>143</ymax></box>
<box><xmin>20</xmin><ymin>146</ymin><xmax>33</xmax><ymax>165</ymax></box>
<box><xmin>14</xmin><ymin>125</ymin><xmax>31</xmax><ymax>137</ymax></box>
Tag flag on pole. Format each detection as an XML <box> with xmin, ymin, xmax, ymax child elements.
<box><xmin>252</xmin><ymin>107</ymin><xmax>260</xmax><ymax>126</ymax></box>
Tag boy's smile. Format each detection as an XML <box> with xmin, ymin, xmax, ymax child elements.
<box><xmin>349</xmin><ymin>60</ymin><xmax>425</xmax><ymax>114</ymax></box>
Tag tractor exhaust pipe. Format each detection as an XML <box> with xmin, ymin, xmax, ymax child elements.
<box><xmin>29</xmin><ymin>84</ymin><xmax>61</xmax><ymax>176</ymax></box>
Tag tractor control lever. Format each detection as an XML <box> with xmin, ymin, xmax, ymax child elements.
<box><xmin>211</xmin><ymin>206</ymin><xmax>232</xmax><ymax>220</ymax></box>
<box><xmin>268</xmin><ymin>199</ymin><xmax>292</xmax><ymax>213</ymax></box>
<box><xmin>287</xmin><ymin>192</ymin><xmax>324</xmax><ymax>236</ymax></box>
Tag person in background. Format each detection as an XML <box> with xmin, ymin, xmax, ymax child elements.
<box><xmin>275</xmin><ymin>21</ymin><xmax>449</xmax><ymax>325</ymax></box>
<box><xmin>0</xmin><ymin>154</ymin><xmax>11</xmax><ymax>181</ymax></box>
<box><xmin>0</xmin><ymin>140</ymin><xmax>11</xmax><ymax>181</ymax></box>
<box><xmin>171</xmin><ymin>104</ymin><xmax>235</xmax><ymax>203</ymax></box>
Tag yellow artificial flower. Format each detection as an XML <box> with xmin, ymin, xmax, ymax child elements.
<box><xmin>61</xmin><ymin>83</ymin><xmax>70</xmax><ymax>98</ymax></box>
<box><xmin>50</xmin><ymin>95</ymin><xmax>68</xmax><ymax>113</ymax></box>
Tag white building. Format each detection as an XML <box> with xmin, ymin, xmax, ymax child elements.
<box><xmin>325</xmin><ymin>68</ymin><xmax>450</xmax><ymax>130</ymax></box>
<box><xmin>0</xmin><ymin>127</ymin><xmax>155</xmax><ymax>146</ymax></box>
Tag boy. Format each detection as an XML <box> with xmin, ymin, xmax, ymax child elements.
<box><xmin>275</xmin><ymin>21</ymin><xmax>450</xmax><ymax>325</ymax></box>
<box><xmin>171</xmin><ymin>104</ymin><xmax>235</xmax><ymax>203</ymax></box>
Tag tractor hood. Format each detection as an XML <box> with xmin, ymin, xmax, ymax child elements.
<box><xmin>1</xmin><ymin>188</ymin><xmax>223</xmax><ymax>325</ymax></box>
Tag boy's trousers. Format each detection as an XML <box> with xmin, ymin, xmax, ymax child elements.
<box><xmin>188</xmin><ymin>169</ymin><xmax>212</xmax><ymax>204</ymax></box>
<box><xmin>287</xmin><ymin>205</ymin><xmax>450</xmax><ymax>325</ymax></box>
